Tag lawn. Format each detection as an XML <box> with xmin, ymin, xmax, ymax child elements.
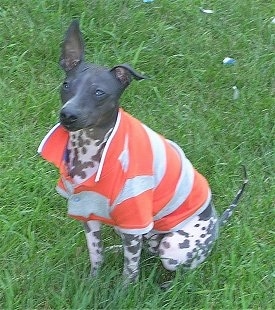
<box><xmin>0</xmin><ymin>0</ymin><xmax>274</xmax><ymax>309</ymax></box>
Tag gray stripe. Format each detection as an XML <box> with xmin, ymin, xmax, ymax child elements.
<box><xmin>112</xmin><ymin>175</ymin><xmax>155</xmax><ymax>210</ymax></box>
<box><xmin>153</xmin><ymin>141</ymin><xmax>194</xmax><ymax>221</ymax></box>
<box><xmin>142</xmin><ymin>124</ymin><xmax>167</xmax><ymax>187</ymax></box>
<box><xmin>116</xmin><ymin>222</ymin><xmax>154</xmax><ymax>235</ymax></box>
<box><xmin>68</xmin><ymin>191</ymin><xmax>111</xmax><ymax>219</ymax></box>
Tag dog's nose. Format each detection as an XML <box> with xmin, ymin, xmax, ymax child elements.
<box><xmin>60</xmin><ymin>109</ymin><xmax>78</xmax><ymax>125</ymax></box>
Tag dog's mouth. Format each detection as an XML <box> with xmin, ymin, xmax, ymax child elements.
<box><xmin>61</xmin><ymin>123</ymin><xmax>76</xmax><ymax>131</ymax></box>
<box><xmin>60</xmin><ymin>120</ymin><xmax>77</xmax><ymax>131</ymax></box>
<box><xmin>60</xmin><ymin>121</ymin><xmax>85</xmax><ymax>132</ymax></box>
<box><xmin>60</xmin><ymin>118</ymin><xmax>95</xmax><ymax>132</ymax></box>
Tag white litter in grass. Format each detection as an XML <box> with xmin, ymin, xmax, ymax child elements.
<box><xmin>232</xmin><ymin>86</ymin><xmax>240</xmax><ymax>100</ymax></box>
<box><xmin>271</xmin><ymin>17</ymin><xmax>275</xmax><ymax>24</ymax></box>
<box><xmin>200</xmin><ymin>7</ymin><xmax>214</xmax><ymax>14</ymax></box>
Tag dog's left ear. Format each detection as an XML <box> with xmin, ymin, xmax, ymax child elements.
<box><xmin>60</xmin><ymin>20</ymin><xmax>85</xmax><ymax>72</ymax></box>
<box><xmin>110</xmin><ymin>64</ymin><xmax>147</xmax><ymax>88</ymax></box>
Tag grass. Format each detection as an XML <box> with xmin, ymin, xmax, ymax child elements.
<box><xmin>0</xmin><ymin>0</ymin><xmax>274</xmax><ymax>309</ymax></box>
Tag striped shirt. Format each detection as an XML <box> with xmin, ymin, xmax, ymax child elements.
<box><xmin>38</xmin><ymin>108</ymin><xmax>211</xmax><ymax>234</ymax></box>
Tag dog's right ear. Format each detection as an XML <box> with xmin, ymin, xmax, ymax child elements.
<box><xmin>60</xmin><ymin>20</ymin><xmax>85</xmax><ymax>72</ymax></box>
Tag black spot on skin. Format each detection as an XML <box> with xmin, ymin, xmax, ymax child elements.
<box><xmin>198</xmin><ymin>202</ymin><xmax>213</xmax><ymax>221</ymax></box>
<box><xmin>93</xmin><ymin>231</ymin><xmax>101</xmax><ymax>239</ymax></box>
<box><xmin>159</xmin><ymin>249</ymin><xmax>165</xmax><ymax>256</ymax></box>
<box><xmin>178</xmin><ymin>230</ymin><xmax>190</xmax><ymax>237</ymax></box>
<box><xmin>82</xmin><ymin>146</ymin><xmax>87</xmax><ymax>154</ymax></box>
<box><xmin>179</xmin><ymin>239</ymin><xmax>190</xmax><ymax>249</ymax></box>
<box><xmin>126</xmin><ymin>244</ymin><xmax>140</xmax><ymax>255</ymax></box>
<box><xmin>200</xmin><ymin>234</ymin><xmax>206</xmax><ymax>238</ymax></box>
<box><xmin>186</xmin><ymin>252</ymin><xmax>193</xmax><ymax>259</ymax></box>
<box><xmin>185</xmin><ymin>259</ymin><xmax>193</xmax><ymax>266</ymax></box>
<box><xmin>168</xmin><ymin>259</ymin><xmax>178</xmax><ymax>265</ymax></box>
<box><xmin>91</xmin><ymin>267</ymin><xmax>97</xmax><ymax>274</ymax></box>
<box><xmin>162</xmin><ymin>241</ymin><xmax>171</xmax><ymax>249</ymax></box>
<box><xmin>78</xmin><ymin>136</ymin><xmax>84</xmax><ymax>147</ymax></box>
<box><xmin>195</xmin><ymin>224</ymin><xmax>200</xmax><ymax>227</ymax></box>
<box><xmin>92</xmin><ymin>142</ymin><xmax>106</xmax><ymax>162</ymax></box>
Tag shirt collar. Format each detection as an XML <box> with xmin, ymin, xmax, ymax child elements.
<box><xmin>95</xmin><ymin>109</ymin><xmax>122</xmax><ymax>182</ymax></box>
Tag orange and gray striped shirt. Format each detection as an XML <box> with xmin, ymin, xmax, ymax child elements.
<box><xmin>38</xmin><ymin>108</ymin><xmax>211</xmax><ymax>234</ymax></box>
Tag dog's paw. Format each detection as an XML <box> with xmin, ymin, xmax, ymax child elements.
<box><xmin>122</xmin><ymin>276</ymin><xmax>138</xmax><ymax>286</ymax></box>
<box><xmin>89</xmin><ymin>266</ymin><xmax>101</xmax><ymax>278</ymax></box>
<box><xmin>122</xmin><ymin>271</ymin><xmax>139</xmax><ymax>286</ymax></box>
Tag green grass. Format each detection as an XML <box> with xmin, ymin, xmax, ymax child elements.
<box><xmin>0</xmin><ymin>0</ymin><xmax>274</xmax><ymax>309</ymax></box>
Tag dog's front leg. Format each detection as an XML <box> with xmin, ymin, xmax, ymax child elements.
<box><xmin>84</xmin><ymin>220</ymin><xmax>103</xmax><ymax>276</ymax></box>
<box><xmin>121</xmin><ymin>233</ymin><xmax>143</xmax><ymax>283</ymax></box>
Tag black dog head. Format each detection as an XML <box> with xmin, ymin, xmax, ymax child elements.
<box><xmin>59</xmin><ymin>20</ymin><xmax>147</xmax><ymax>132</ymax></box>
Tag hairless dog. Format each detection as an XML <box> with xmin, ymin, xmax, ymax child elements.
<box><xmin>38</xmin><ymin>20</ymin><xmax>247</xmax><ymax>284</ymax></box>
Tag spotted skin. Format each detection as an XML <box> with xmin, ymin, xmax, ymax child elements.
<box><xmin>121</xmin><ymin>234</ymin><xmax>143</xmax><ymax>283</ymax></box>
<box><xmin>144</xmin><ymin>202</ymin><xmax>219</xmax><ymax>271</ymax></box>
<box><xmin>67</xmin><ymin>128</ymin><xmax>113</xmax><ymax>184</ymax></box>
<box><xmin>84</xmin><ymin>220</ymin><xmax>103</xmax><ymax>276</ymax></box>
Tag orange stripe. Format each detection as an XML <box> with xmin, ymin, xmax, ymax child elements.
<box><xmin>110</xmin><ymin>189</ymin><xmax>154</xmax><ymax>229</ymax></box>
<box><xmin>123</xmin><ymin>112</ymin><xmax>153</xmax><ymax>177</ymax></box>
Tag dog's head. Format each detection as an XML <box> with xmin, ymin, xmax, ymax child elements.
<box><xmin>59</xmin><ymin>20</ymin><xmax>146</xmax><ymax>132</ymax></box>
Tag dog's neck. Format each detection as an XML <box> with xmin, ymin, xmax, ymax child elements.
<box><xmin>66</xmin><ymin>127</ymin><xmax>113</xmax><ymax>184</ymax></box>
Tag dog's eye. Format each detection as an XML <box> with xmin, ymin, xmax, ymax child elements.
<box><xmin>63</xmin><ymin>82</ymin><xmax>70</xmax><ymax>90</ymax></box>
<box><xmin>95</xmin><ymin>89</ymin><xmax>105</xmax><ymax>97</ymax></box>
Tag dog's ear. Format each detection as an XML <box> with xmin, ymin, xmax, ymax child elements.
<box><xmin>60</xmin><ymin>20</ymin><xmax>85</xmax><ymax>72</ymax></box>
<box><xmin>110</xmin><ymin>64</ymin><xmax>147</xmax><ymax>88</ymax></box>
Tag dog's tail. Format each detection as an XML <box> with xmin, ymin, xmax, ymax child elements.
<box><xmin>219</xmin><ymin>165</ymin><xmax>248</xmax><ymax>227</ymax></box>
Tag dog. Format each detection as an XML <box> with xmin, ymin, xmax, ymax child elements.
<box><xmin>38</xmin><ymin>20</ymin><xmax>247</xmax><ymax>284</ymax></box>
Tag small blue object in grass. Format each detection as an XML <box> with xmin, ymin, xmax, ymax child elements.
<box><xmin>223</xmin><ymin>57</ymin><xmax>236</xmax><ymax>65</ymax></box>
<box><xmin>143</xmin><ymin>0</ymin><xmax>154</xmax><ymax>2</ymax></box>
